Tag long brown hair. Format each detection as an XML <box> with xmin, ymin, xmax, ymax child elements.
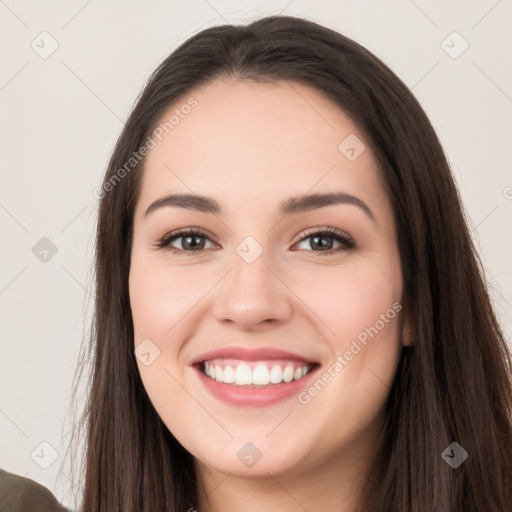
<box><xmin>67</xmin><ymin>14</ymin><xmax>512</xmax><ymax>511</ymax></box>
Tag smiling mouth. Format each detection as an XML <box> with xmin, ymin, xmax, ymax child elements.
<box><xmin>199</xmin><ymin>359</ymin><xmax>318</xmax><ymax>387</ymax></box>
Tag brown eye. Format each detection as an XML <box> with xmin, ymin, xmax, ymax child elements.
<box><xmin>155</xmin><ymin>226</ymin><xmax>355</xmax><ymax>256</ymax></box>
<box><xmin>156</xmin><ymin>229</ymin><xmax>216</xmax><ymax>254</ymax></box>
<box><xmin>293</xmin><ymin>227</ymin><xmax>356</xmax><ymax>254</ymax></box>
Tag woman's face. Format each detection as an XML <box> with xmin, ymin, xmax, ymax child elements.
<box><xmin>129</xmin><ymin>78</ymin><xmax>408</xmax><ymax>480</ymax></box>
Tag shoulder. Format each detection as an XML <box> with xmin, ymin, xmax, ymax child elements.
<box><xmin>0</xmin><ymin>468</ymin><xmax>70</xmax><ymax>512</ymax></box>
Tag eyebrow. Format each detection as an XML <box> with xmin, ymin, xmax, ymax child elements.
<box><xmin>144</xmin><ymin>191</ymin><xmax>376</xmax><ymax>223</ymax></box>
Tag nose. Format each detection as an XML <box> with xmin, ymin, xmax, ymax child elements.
<box><xmin>213</xmin><ymin>247</ymin><xmax>294</xmax><ymax>331</ymax></box>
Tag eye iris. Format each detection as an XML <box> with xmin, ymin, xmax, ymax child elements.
<box><xmin>182</xmin><ymin>234</ymin><xmax>205</xmax><ymax>250</ymax></box>
<box><xmin>311</xmin><ymin>234</ymin><xmax>333</xmax><ymax>250</ymax></box>
<box><xmin>162</xmin><ymin>229</ymin><xmax>350</xmax><ymax>253</ymax></box>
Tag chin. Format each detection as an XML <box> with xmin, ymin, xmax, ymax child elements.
<box><xmin>186</xmin><ymin>433</ymin><xmax>311</xmax><ymax>478</ymax></box>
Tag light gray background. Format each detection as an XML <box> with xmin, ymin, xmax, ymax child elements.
<box><xmin>1</xmin><ymin>1</ymin><xmax>511</xmax><ymax>509</ymax></box>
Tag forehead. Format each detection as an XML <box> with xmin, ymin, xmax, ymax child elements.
<box><xmin>136</xmin><ymin>78</ymin><xmax>390</xmax><ymax>222</ymax></box>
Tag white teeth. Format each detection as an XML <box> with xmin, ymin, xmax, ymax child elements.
<box><xmin>223</xmin><ymin>365</ymin><xmax>235</xmax><ymax>383</ymax></box>
<box><xmin>283</xmin><ymin>366</ymin><xmax>294</xmax><ymax>383</ymax></box>
<box><xmin>235</xmin><ymin>363</ymin><xmax>252</xmax><ymax>385</ymax></box>
<box><xmin>269</xmin><ymin>365</ymin><xmax>283</xmax><ymax>384</ymax></box>
<box><xmin>252</xmin><ymin>365</ymin><xmax>270</xmax><ymax>385</ymax></box>
<box><xmin>203</xmin><ymin>361</ymin><xmax>313</xmax><ymax>386</ymax></box>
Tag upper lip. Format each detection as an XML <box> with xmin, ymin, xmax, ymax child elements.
<box><xmin>190</xmin><ymin>346</ymin><xmax>319</xmax><ymax>366</ymax></box>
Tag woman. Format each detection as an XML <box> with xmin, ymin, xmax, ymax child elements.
<box><xmin>69</xmin><ymin>14</ymin><xmax>512</xmax><ymax>512</ymax></box>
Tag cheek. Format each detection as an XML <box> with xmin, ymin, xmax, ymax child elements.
<box><xmin>290</xmin><ymin>255</ymin><xmax>403</xmax><ymax>343</ymax></box>
<box><xmin>129</xmin><ymin>256</ymin><xmax>211</xmax><ymax>340</ymax></box>
<box><xmin>293</xmin><ymin>255</ymin><xmax>403</xmax><ymax>424</ymax></box>
<box><xmin>288</xmin><ymin>272</ymin><xmax>402</xmax><ymax>449</ymax></box>
<box><xmin>129</xmin><ymin>257</ymin><xmax>204</xmax><ymax>430</ymax></box>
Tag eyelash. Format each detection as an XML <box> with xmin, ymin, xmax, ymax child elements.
<box><xmin>155</xmin><ymin>226</ymin><xmax>356</xmax><ymax>256</ymax></box>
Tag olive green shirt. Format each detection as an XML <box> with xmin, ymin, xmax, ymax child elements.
<box><xmin>0</xmin><ymin>469</ymin><xmax>70</xmax><ymax>512</ymax></box>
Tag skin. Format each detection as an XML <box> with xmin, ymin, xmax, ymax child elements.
<box><xmin>129</xmin><ymin>78</ymin><xmax>410</xmax><ymax>512</ymax></box>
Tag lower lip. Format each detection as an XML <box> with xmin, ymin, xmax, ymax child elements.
<box><xmin>194</xmin><ymin>365</ymin><xmax>319</xmax><ymax>407</ymax></box>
